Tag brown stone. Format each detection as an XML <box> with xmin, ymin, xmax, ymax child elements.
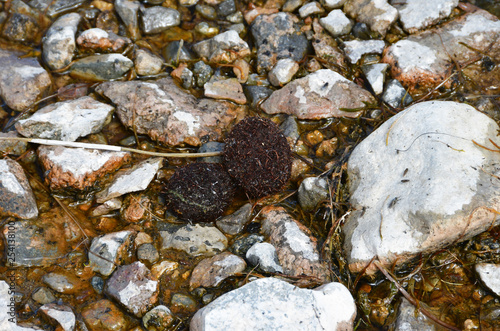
<box><xmin>82</xmin><ymin>299</ymin><xmax>129</xmax><ymax>331</ymax></box>
<box><xmin>189</xmin><ymin>252</ymin><xmax>246</xmax><ymax>290</ymax></box>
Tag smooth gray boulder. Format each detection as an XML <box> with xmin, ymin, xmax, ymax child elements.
<box><xmin>343</xmin><ymin>101</ymin><xmax>500</xmax><ymax>275</ymax></box>
<box><xmin>190</xmin><ymin>277</ymin><xmax>356</xmax><ymax>330</ymax></box>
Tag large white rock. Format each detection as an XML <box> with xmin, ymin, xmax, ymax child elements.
<box><xmin>190</xmin><ymin>277</ymin><xmax>356</xmax><ymax>330</ymax></box>
<box><xmin>476</xmin><ymin>263</ymin><xmax>500</xmax><ymax>296</ymax></box>
<box><xmin>343</xmin><ymin>101</ymin><xmax>500</xmax><ymax>274</ymax></box>
<box><xmin>395</xmin><ymin>0</ymin><xmax>459</xmax><ymax>33</ymax></box>
<box><xmin>0</xmin><ymin>281</ymin><xmax>41</xmax><ymax>330</ymax></box>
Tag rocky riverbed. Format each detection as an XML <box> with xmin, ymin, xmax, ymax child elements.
<box><xmin>1</xmin><ymin>0</ymin><xmax>500</xmax><ymax>330</ymax></box>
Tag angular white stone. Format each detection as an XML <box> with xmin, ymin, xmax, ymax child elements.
<box><xmin>397</xmin><ymin>0</ymin><xmax>459</xmax><ymax>33</ymax></box>
<box><xmin>298</xmin><ymin>1</ymin><xmax>324</xmax><ymax>18</ymax></box>
<box><xmin>89</xmin><ymin>230</ymin><xmax>134</xmax><ymax>276</ymax></box>
<box><xmin>319</xmin><ymin>9</ymin><xmax>353</xmax><ymax>37</ymax></box>
<box><xmin>39</xmin><ymin>304</ymin><xmax>75</xmax><ymax>331</ymax></box>
<box><xmin>190</xmin><ymin>277</ymin><xmax>356</xmax><ymax>330</ymax></box>
<box><xmin>246</xmin><ymin>242</ymin><xmax>283</xmax><ymax>273</ymax></box>
<box><xmin>96</xmin><ymin>158</ymin><xmax>163</xmax><ymax>203</ymax></box>
<box><xmin>476</xmin><ymin>263</ymin><xmax>500</xmax><ymax>296</ymax></box>
<box><xmin>268</xmin><ymin>59</ymin><xmax>299</xmax><ymax>87</ymax></box>
<box><xmin>362</xmin><ymin>63</ymin><xmax>389</xmax><ymax>95</ymax></box>
<box><xmin>344</xmin><ymin>101</ymin><xmax>500</xmax><ymax>274</ymax></box>
<box><xmin>16</xmin><ymin>96</ymin><xmax>114</xmax><ymax>142</ymax></box>
<box><xmin>343</xmin><ymin>39</ymin><xmax>386</xmax><ymax>63</ymax></box>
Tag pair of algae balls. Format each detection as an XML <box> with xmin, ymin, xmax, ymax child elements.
<box><xmin>164</xmin><ymin>117</ymin><xmax>292</xmax><ymax>222</ymax></box>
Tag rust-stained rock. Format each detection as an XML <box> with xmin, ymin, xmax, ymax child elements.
<box><xmin>121</xmin><ymin>193</ymin><xmax>151</xmax><ymax>223</ymax></box>
<box><xmin>261</xmin><ymin>206</ymin><xmax>330</xmax><ymax>283</ymax></box>
<box><xmin>260</xmin><ymin>206</ymin><xmax>331</xmax><ymax>283</ymax></box>
<box><xmin>77</xmin><ymin>28</ymin><xmax>131</xmax><ymax>53</ymax></box>
<box><xmin>261</xmin><ymin>69</ymin><xmax>375</xmax><ymax>119</ymax></box>
<box><xmin>82</xmin><ymin>299</ymin><xmax>129</xmax><ymax>331</ymax></box>
<box><xmin>37</xmin><ymin>146</ymin><xmax>131</xmax><ymax>192</ymax></box>
<box><xmin>382</xmin><ymin>9</ymin><xmax>500</xmax><ymax>95</ymax></box>
<box><xmin>95</xmin><ymin>77</ymin><xmax>244</xmax><ymax>146</ymax></box>
<box><xmin>0</xmin><ymin>159</ymin><xmax>38</xmax><ymax>219</ymax></box>
<box><xmin>189</xmin><ymin>252</ymin><xmax>246</xmax><ymax>290</ymax></box>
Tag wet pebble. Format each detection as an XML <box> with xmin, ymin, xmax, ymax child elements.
<box><xmin>37</xmin><ymin>146</ymin><xmax>131</xmax><ymax>191</ymax></box>
<box><xmin>267</xmin><ymin>58</ymin><xmax>299</xmax><ymax>87</ymax></box>
<box><xmin>2</xmin><ymin>13</ymin><xmax>39</xmax><ymax>43</ymax></box>
<box><xmin>42</xmin><ymin>13</ymin><xmax>81</xmax><ymax>70</ymax></box>
<box><xmin>204</xmin><ymin>77</ymin><xmax>247</xmax><ymax>104</ymax></box>
<box><xmin>216</xmin><ymin>0</ymin><xmax>236</xmax><ymax>17</ymax></box>
<box><xmin>246</xmin><ymin>242</ymin><xmax>283</xmax><ymax>273</ymax></box>
<box><xmin>95</xmin><ymin>157</ymin><xmax>163</xmax><ymax>203</ymax></box>
<box><xmin>476</xmin><ymin>263</ymin><xmax>500</xmax><ymax>296</ymax></box>
<box><xmin>193</xmin><ymin>61</ymin><xmax>214</xmax><ymax>87</ymax></box>
<box><xmin>0</xmin><ymin>159</ymin><xmax>38</xmax><ymax>219</ymax></box>
<box><xmin>39</xmin><ymin>304</ymin><xmax>75</xmax><ymax>331</ymax></box>
<box><xmin>0</xmin><ymin>48</ymin><xmax>51</xmax><ymax>111</ymax></box>
<box><xmin>189</xmin><ymin>252</ymin><xmax>246</xmax><ymax>290</ymax></box>
<box><xmin>160</xmin><ymin>223</ymin><xmax>228</xmax><ymax>256</ymax></box>
<box><xmin>121</xmin><ymin>193</ymin><xmax>151</xmax><ymax>223</ymax></box>
<box><xmin>229</xmin><ymin>233</ymin><xmax>264</xmax><ymax>256</ymax></box>
<box><xmin>42</xmin><ymin>270</ymin><xmax>85</xmax><ymax>294</ymax></box>
<box><xmin>77</xmin><ymin>28</ymin><xmax>131</xmax><ymax>53</ymax></box>
<box><xmin>142</xmin><ymin>305</ymin><xmax>175</xmax><ymax>331</ymax></box>
<box><xmin>90</xmin><ymin>198</ymin><xmax>122</xmax><ymax>217</ymax></box>
<box><xmin>16</xmin><ymin>96</ymin><xmax>114</xmax><ymax>142</ymax></box>
<box><xmin>193</xmin><ymin>30</ymin><xmax>250</xmax><ymax>64</ymax></box>
<box><xmin>105</xmin><ymin>261</ymin><xmax>158</xmax><ymax>317</ymax></box>
<box><xmin>191</xmin><ymin>277</ymin><xmax>356</xmax><ymax>330</ymax></box>
<box><xmin>70</xmin><ymin>54</ymin><xmax>133</xmax><ymax>81</ymax></box>
<box><xmin>282</xmin><ymin>0</ymin><xmax>304</xmax><ymax>12</ymax></box>
<box><xmin>115</xmin><ymin>0</ymin><xmax>140</xmax><ymax>41</ymax></box>
<box><xmin>163</xmin><ymin>40</ymin><xmax>195</xmax><ymax>64</ymax></box>
<box><xmin>216</xmin><ymin>203</ymin><xmax>252</xmax><ymax>235</ymax></box>
<box><xmin>137</xmin><ymin>243</ymin><xmax>160</xmax><ymax>264</ymax></box>
<box><xmin>134</xmin><ymin>49</ymin><xmax>163</xmax><ymax>76</ymax></box>
<box><xmin>298</xmin><ymin>176</ymin><xmax>329</xmax><ymax>211</ymax></box>
<box><xmin>81</xmin><ymin>299</ymin><xmax>129</xmax><ymax>331</ymax></box>
<box><xmin>382</xmin><ymin>79</ymin><xmax>413</xmax><ymax>109</ymax></box>
<box><xmin>32</xmin><ymin>287</ymin><xmax>56</xmax><ymax>305</ymax></box>
<box><xmin>195</xmin><ymin>4</ymin><xmax>217</xmax><ymax>20</ymax></box>
<box><xmin>171</xmin><ymin>63</ymin><xmax>194</xmax><ymax>89</ymax></box>
<box><xmin>344</xmin><ymin>0</ymin><xmax>398</xmax><ymax>37</ymax></box>
<box><xmin>299</xmin><ymin>1</ymin><xmax>325</xmax><ymax>18</ymax></box>
<box><xmin>88</xmin><ymin>230</ymin><xmax>135</xmax><ymax>276</ymax></box>
<box><xmin>170</xmin><ymin>293</ymin><xmax>197</xmax><ymax>313</ymax></box>
<box><xmin>320</xmin><ymin>9</ymin><xmax>353</xmax><ymax>37</ymax></box>
<box><xmin>243</xmin><ymin>85</ymin><xmax>273</xmax><ymax>108</ymax></box>
<box><xmin>140</xmin><ymin>6</ymin><xmax>180</xmax><ymax>34</ymax></box>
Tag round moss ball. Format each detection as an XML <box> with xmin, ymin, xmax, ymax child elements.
<box><xmin>164</xmin><ymin>162</ymin><xmax>235</xmax><ymax>222</ymax></box>
<box><xmin>223</xmin><ymin>117</ymin><xmax>292</xmax><ymax>198</ymax></box>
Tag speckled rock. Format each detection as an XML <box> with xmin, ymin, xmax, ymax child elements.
<box><xmin>261</xmin><ymin>69</ymin><xmax>376</xmax><ymax>119</ymax></box>
<box><xmin>246</xmin><ymin>242</ymin><xmax>283</xmax><ymax>273</ymax></box>
<box><xmin>37</xmin><ymin>146</ymin><xmax>131</xmax><ymax>191</ymax></box>
<box><xmin>394</xmin><ymin>0</ymin><xmax>459</xmax><ymax>33</ymax></box>
<box><xmin>142</xmin><ymin>305</ymin><xmax>175</xmax><ymax>331</ymax></box>
<box><xmin>88</xmin><ymin>230</ymin><xmax>134</xmax><ymax>276</ymax></box>
<box><xmin>160</xmin><ymin>223</ymin><xmax>228</xmax><ymax>257</ymax></box>
<box><xmin>0</xmin><ymin>159</ymin><xmax>38</xmax><ymax>219</ymax></box>
<box><xmin>344</xmin><ymin>101</ymin><xmax>500</xmax><ymax>275</ymax></box>
<box><xmin>0</xmin><ymin>132</ymin><xmax>28</xmax><ymax>156</ymax></box>
<box><xmin>39</xmin><ymin>304</ymin><xmax>75</xmax><ymax>331</ymax></box>
<box><xmin>15</xmin><ymin>96</ymin><xmax>114</xmax><ymax>142</ymax></box>
<box><xmin>344</xmin><ymin>0</ymin><xmax>398</xmax><ymax>37</ymax></box>
<box><xmin>193</xmin><ymin>30</ymin><xmax>250</xmax><ymax>64</ymax></box>
<box><xmin>250</xmin><ymin>12</ymin><xmax>309</xmax><ymax>73</ymax></box>
<box><xmin>95</xmin><ymin>157</ymin><xmax>163</xmax><ymax>203</ymax></box>
<box><xmin>476</xmin><ymin>263</ymin><xmax>500</xmax><ymax>296</ymax></box>
<box><xmin>382</xmin><ymin>79</ymin><xmax>413</xmax><ymax>109</ymax></box>
<box><xmin>190</xmin><ymin>252</ymin><xmax>246</xmax><ymax>290</ymax></box>
<box><xmin>190</xmin><ymin>277</ymin><xmax>356</xmax><ymax>330</ymax></box>
<box><xmin>77</xmin><ymin>28</ymin><xmax>131</xmax><ymax>52</ymax></box>
<box><xmin>70</xmin><ymin>54</ymin><xmax>133</xmax><ymax>81</ymax></box>
<box><xmin>0</xmin><ymin>48</ymin><xmax>51</xmax><ymax>111</ymax></box>
<box><xmin>96</xmin><ymin>77</ymin><xmax>242</xmax><ymax>146</ymax></box>
<box><xmin>105</xmin><ymin>261</ymin><xmax>158</xmax><ymax>318</ymax></box>
<box><xmin>261</xmin><ymin>206</ymin><xmax>331</xmax><ymax>282</ymax></box>
<box><xmin>81</xmin><ymin>299</ymin><xmax>129</xmax><ymax>331</ymax></box>
<box><xmin>382</xmin><ymin>10</ymin><xmax>500</xmax><ymax>95</ymax></box>
<box><xmin>42</xmin><ymin>13</ymin><xmax>81</xmax><ymax>70</ymax></box>
<box><xmin>2</xmin><ymin>13</ymin><xmax>39</xmax><ymax>44</ymax></box>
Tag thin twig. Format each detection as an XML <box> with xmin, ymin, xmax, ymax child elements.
<box><xmin>0</xmin><ymin>136</ymin><xmax>221</xmax><ymax>158</ymax></box>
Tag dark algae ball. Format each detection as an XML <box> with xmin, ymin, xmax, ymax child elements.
<box><xmin>223</xmin><ymin>117</ymin><xmax>292</xmax><ymax>198</ymax></box>
<box><xmin>164</xmin><ymin>162</ymin><xmax>235</xmax><ymax>222</ymax></box>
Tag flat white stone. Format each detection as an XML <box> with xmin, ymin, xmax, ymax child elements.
<box><xmin>190</xmin><ymin>277</ymin><xmax>356</xmax><ymax>330</ymax></box>
<box><xmin>319</xmin><ymin>9</ymin><xmax>353</xmax><ymax>37</ymax></box>
<box><xmin>96</xmin><ymin>158</ymin><xmax>163</xmax><ymax>203</ymax></box>
<box><xmin>160</xmin><ymin>224</ymin><xmax>228</xmax><ymax>257</ymax></box>
<box><xmin>268</xmin><ymin>59</ymin><xmax>299</xmax><ymax>87</ymax></box>
<box><xmin>298</xmin><ymin>1</ymin><xmax>324</xmax><ymax>18</ymax></box>
<box><xmin>77</xmin><ymin>28</ymin><xmax>109</xmax><ymax>42</ymax></box>
<box><xmin>476</xmin><ymin>263</ymin><xmax>500</xmax><ymax>296</ymax></box>
<box><xmin>343</xmin><ymin>39</ymin><xmax>386</xmax><ymax>63</ymax></box>
<box><xmin>362</xmin><ymin>63</ymin><xmax>389</xmax><ymax>95</ymax></box>
<box><xmin>389</xmin><ymin>40</ymin><xmax>438</xmax><ymax>73</ymax></box>
<box><xmin>0</xmin><ymin>281</ymin><xmax>40</xmax><ymax>331</ymax></box>
<box><xmin>344</xmin><ymin>101</ymin><xmax>500</xmax><ymax>274</ymax></box>
<box><xmin>39</xmin><ymin>304</ymin><xmax>75</xmax><ymax>331</ymax></box>
<box><xmin>396</xmin><ymin>0</ymin><xmax>459</xmax><ymax>33</ymax></box>
<box><xmin>16</xmin><ymin>96</ymin><xmax>114</xmax><ymax>142</ymax></box>
<box><xmin>246</xmin><ymin>242</ymin><xmax>283</xmax><ymax>273</ymax></box>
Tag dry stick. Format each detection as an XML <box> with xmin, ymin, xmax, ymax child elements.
<box><xmin>374</xmin><ymin>260</ymin><xmax>461</xmax><ymax>331</ymax></box>
<box><xmin>0</xmin><ymin>136</ymin><xmax>221</xmax><ymax>158</ymax></box>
